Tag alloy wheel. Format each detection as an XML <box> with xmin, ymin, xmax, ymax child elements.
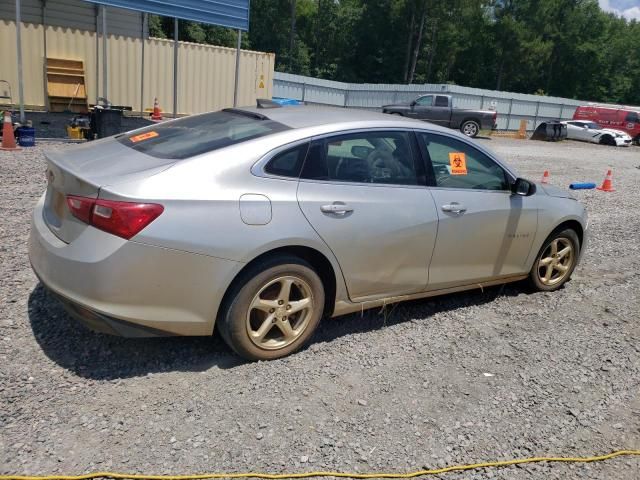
<box><xmin>246</xmin><ymin>276</ymin><xmax>314</xmax><ymax>350</ymax></box>
<box><xmin>462</xmin><ymin>122</ymin><xmax>478</xmax><ymax>136</ymax></box>
<box><xmin>537</xmin><ymin>237</ymin><xmax>574</xmax><ymax>287</ymax></box>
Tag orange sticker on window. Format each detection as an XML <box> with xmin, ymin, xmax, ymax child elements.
<box><xmin>449</xmin><ymin>152</ymin><xmax>467</xmax><ymax>175</ymax></box>
<box><xmin>130</xmin><ymin>131</ymin><xmax>159</xmax><ymax>143</ymax></box>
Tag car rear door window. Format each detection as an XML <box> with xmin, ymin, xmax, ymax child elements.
<box><xmin>435</xmin><ymin>96</ymin><xmax>449</xmax><ymax>107</ymax></box>
<box><xmin>118</xmin><ymin>110</ymin><xmax>290</xmax><ymax>160</ymax></box>
<box><xmin>301</xmin><ymin>131</ymin><xmax>423</xmax><ymax>186</ymax></box>
<box><xmin>264</xmin><ymin>143</ymin><xmax>309</xmax><ymax>178</ymax></box>
<box><xmin>417</xmin><ymin>133</ymin><xmax>510</xmax><ymax>191</ymax></box>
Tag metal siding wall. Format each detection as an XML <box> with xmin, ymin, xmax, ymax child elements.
<box><xmin>107</xmin><ymin>6</ymin><xmax>143</xmax><ymax>38</ymax></box>
<box><xmin>0</xmin><ymin>0</ymin><xmax>42</xmax><ymax>23</ymax></box>
<box><xmin>0</xmin><ymin>20</ymin><xmax>46</xmax><ymax>106</ymax></box>
<box><xmin>0</xmin><ymin>1</ymin><xmax>145</xmax><ymax>36</ymax></box>
<box><xmin>45</xmin><ymin>23</ymin><xmax>98</xmax><ymax>103</ymax></box>
<box><xmin>273</xmin><ymin>72</ymin><xmax>599</xmax><ymax>130</ymax></box>
<box><xmin>0</xmin><ymin>20</ymin><xmax>275</xmax><ymax>114</ymax></box>
<box><xmin>45</xmin><ymin>0</ymin><xmax>97</xmax><ymax>31</ymax></box>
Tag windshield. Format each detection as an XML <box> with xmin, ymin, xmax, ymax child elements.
<box><xmin>117</xmin><ymin>110</ymin><xmax>290</xmax><ymax>160</ymax></box>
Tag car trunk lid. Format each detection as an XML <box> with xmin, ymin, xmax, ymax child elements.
<box><xmin>43</xmin><ymin>137</ymin><xmax>177</xmax><ymax>243</ymax></box>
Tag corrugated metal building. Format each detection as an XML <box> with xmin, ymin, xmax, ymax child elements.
<box><xmin>0</xmin><ymin>0</ymin><xmax>275</xmax><ymax>114</ymax></box>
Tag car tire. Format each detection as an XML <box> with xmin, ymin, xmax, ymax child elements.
<box><xmin>217</xmin><ymin>255</ymin><xmax>325</xmax><ymax>361</ymax></box>
<box><xmin>528</xmin><ymin>229</ymin><xmax>580</xmax><ymax>292</ymax></box>
<box><xmin>599</xmin><ymin>135</ymin><xmax>616</xmax><ymax>146</ymax></box>
<box><xmin>460</xmin><ymin>120</ymin><xmax>480</xmax><ymax>138</ymax></box>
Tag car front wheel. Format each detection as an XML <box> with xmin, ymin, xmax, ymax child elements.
<box><xmin>599</xmin><ymin>135</ymin><xmax>616</xmax><ymax>146</ymax></box>
<box><xmin>528</xmin><ymin>229</ymin><xmax>580</xmax><ymax>292</ymax></box>
<box><xmin>218</xmin><ymin>255</ymin><xmax>325</xmax><ymax>361</ymax></box>
<box><xmin>461</xmin><ymin>120</ymin><xmax>480</xmax><ymax>137</ymax></box>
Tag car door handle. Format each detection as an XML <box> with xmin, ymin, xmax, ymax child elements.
<box><xmin>441</xmin><ymin>202</ymin><xmax>467</xmax><ymax>214</ymax></box>
<box><xmin>321</xmin><ymin>203</ymin><xmax>353</xmax><ymax>215</ymax></box>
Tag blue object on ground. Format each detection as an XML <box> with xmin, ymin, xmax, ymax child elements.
<box><xmin>16</xmin><ymin>126</ymin><xmax>36</xmax><ymax>147</ymax></box>
<box><xmin>271</xmin><ymin>97</ymin><xmax>302</xmax><ymax>106</ymax></box>
<box><xmin>569</xmin><ymin>182</ymin><xmax>596</xmax><ymax>190</ymax></box>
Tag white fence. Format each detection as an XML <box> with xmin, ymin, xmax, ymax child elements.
<box><xmin>273</xmin><ymin>72</ymin><xmax>593</xmax><ymax>131</ymax></box>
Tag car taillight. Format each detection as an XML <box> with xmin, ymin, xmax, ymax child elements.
<box><xmin>66</xmin><ymin>195</ymin><xmax>93</xmax><ymax>224</ymax></box>
<box><xmin>66</xmin><ymin>195</ymin><xmax>164</xmax><ymax>240</ymax></box>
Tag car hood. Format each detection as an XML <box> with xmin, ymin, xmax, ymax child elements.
<box><xmin>538</xmin><ymin>184</ymin><xmax>574</xmax><ymax>199</ymax></box>
<box><xmin>602</xmin><ymin>128</ymin><xmax>630</xmax><ymax>138</ymax></box>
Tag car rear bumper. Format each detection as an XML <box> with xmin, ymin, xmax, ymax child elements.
<box><xmin>29</xmin><ymin>194</ymin><xmax>242</xmax><ymax>337</ymax></box>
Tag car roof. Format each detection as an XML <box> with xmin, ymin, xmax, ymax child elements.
<box><xmin>235</xmin><ymin>105</ymin><xmax>451</xmax><ymax>132</ymax></box>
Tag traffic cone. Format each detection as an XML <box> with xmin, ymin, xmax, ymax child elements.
<box><xmin>0</xmin><ymin>111</ymin><xmax>20</xmax><ymax>151</ymax></box>
<box><xmin>596</xmin><ymin>169</ymin><xmax>615</xmax><ymax>192</ymax></box>
<box><xmin>151</xmin><ymin>97</ymin><xmax>163</xmax><ymax>121</ymax></box>
<box><xmin>541</xmin><ymin>170</ymin><xmax>550</xmax><ymax>184</ymax></box>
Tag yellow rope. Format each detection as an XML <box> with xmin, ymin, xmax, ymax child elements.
<box><xmin>2</xmin><ymin>450</ymin><xmax>639</xmax><ymax>480</ymax></box>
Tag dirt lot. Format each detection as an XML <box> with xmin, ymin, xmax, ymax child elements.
<box><xmin>1</xmin><ymin>137</ymin><xmax>639</xmax><ymax>479</ymax></box>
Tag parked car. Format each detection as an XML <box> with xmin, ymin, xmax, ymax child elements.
<box><xmin>382</xmin><ymin>94</ymin><xmax>497</xmax><ymax>138</ymax></box>
<box><xmin>562</xmin><ymin>120</ymin><xmax>632</xmax><ymax>147</ymax></box>
<box><xmin>30</xmin><ymin>106</ymin><xmax>587</xmax><ymax>360</ymax></box>
<box><xmin>573</xmin><ymin>104</ymin><xmax>640</xmax><ymax>145</ymax></box>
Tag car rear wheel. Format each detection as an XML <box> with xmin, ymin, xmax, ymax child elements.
<box><xmin>461</xmin><ymin>120</ymin><xmax>480</xmax><ymax>138</ymax></box>
<box><xmin>218</xmin><ymin>255</ymin><xmax>325</xmax><ymax>361</ymax></box>
<box><xmin>528</xmin><ymin>229</ymin><xmax>579</xmax><ymax>292</ymax></box>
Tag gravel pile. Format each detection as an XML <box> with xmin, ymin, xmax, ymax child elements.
<box><xmin>1</xmin><ymin>138</ymin><xmax>639</xmax><ymax>479</ymax></box>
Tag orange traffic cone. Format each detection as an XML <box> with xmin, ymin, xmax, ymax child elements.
<box><xmin>0</xmin><ymin>111</ymin><xmax>20</xmax><ymax>151</ymax></box>
<box><xmin>541</xmin><ymin>170</ymin><xmax>550</xmax><ymax>184</ymax></box>
<box><xmin>597</xmin><ymin>169</ymin><xmax>615</xmax><ymax>192</ymax></box>
<box><xmin>151</xmin><ymin>97</ymin><xmax>163</xmax><ymax>121</ymax></box>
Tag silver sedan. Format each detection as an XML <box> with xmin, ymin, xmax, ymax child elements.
<box><xmin>30</xmin><ymin>106</ymin><xmax>588</xmax><ymax>360</ymax></box>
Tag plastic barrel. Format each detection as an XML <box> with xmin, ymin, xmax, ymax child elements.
<box><xmin>16</xmin><ymin>126</ymin><xmax>36</xmax><ymax>147</ymax></box>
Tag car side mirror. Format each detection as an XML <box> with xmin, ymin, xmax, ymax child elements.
<box><xmin>410</xmin><ymin>100</ymin><xmax>417</xmax><ymax>107</ymax></box>
<box><xmin>511</xmin><ymin>178</ymin><xmax>536</xmax><ymax>196</ymax></box>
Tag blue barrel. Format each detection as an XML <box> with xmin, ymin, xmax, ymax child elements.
<box><xmin>569</xmin><ymin>182</ymin><xmax>596</xmax><ymax>190</ymax></box>
<box><xmin>17</xmin><ymin>126</ymin><xmax>36</xmax><ymax>147</ymax></box>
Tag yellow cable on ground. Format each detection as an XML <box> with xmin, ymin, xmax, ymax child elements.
<box><xmin>2</xmin><ymin>450</ymin><xmax>639</xmax><ymax>480</ymax></box>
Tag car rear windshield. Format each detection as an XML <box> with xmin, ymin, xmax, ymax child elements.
<box><xmin>117</xmin><ymin>110</ymin><xmax>290</xmax><ymax>159</ymax></box>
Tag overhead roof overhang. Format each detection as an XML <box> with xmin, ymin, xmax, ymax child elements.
<box><xmin>82</xmin><ymin>0</ymin><xmax>250</xmax><ymax>30</ymax></box>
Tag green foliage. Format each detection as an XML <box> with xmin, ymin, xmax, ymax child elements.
<box><xmin>147</xmin><ymin>1</ymin><xmax>640</xmax><ymax>104</ymax></box>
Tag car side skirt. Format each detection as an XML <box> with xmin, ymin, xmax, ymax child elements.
<box><xmin>332</xmin><ymin>273</ymin><xmax>528</xmax><ymax>317</ymax></box>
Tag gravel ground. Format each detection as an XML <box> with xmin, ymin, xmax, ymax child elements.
<box><xmin>1</xmin><ymin>137</ymin><xmax>639</xmax><ymax>479</ymax></box>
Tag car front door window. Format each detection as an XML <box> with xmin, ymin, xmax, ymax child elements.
<box><xmin>418</xmin><ymin>133</ymin><xmax>510</xmax><ymax>191</ymax></box>
<box><xmin>415</xmin><ymin>96</ymin><xmax>434</xmax><ymax>107</ymax></box>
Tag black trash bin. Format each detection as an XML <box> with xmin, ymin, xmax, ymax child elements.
<box><xmin>531</xmin><ymin>120</ymin><xmax>567</xmax><ymax>141</ymax></box>
<box><xmin>90</xmin><ymin>108</ymin><xmax>123</xmax><ymax>139</ymax></box>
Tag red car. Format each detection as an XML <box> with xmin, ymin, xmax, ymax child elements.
<box><xmin>573</xmin><ymin>104</ymin><xmax>640</xmax><ymax>144</ymax></box>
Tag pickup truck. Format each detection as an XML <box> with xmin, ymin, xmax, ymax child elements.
<box><xmin>382</xmin><ymin>94</ymin><xmax>497</xmax><ymax>138</ymax></box>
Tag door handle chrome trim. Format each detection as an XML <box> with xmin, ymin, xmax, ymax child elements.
<box><xmin>441</xmin><ymin>203</ymin><xmax>467</xmax><ymax>214</ymax></box>
<box><xmin>321</xmin><ymin>203</ymin><xmax>353</xmax><ymax>215</ymax></box>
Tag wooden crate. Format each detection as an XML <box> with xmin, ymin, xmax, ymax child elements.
<box><xmin>46</xmin><ymin>58</ymin><xmax>89</xmax><ymax>113</ymax></box>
